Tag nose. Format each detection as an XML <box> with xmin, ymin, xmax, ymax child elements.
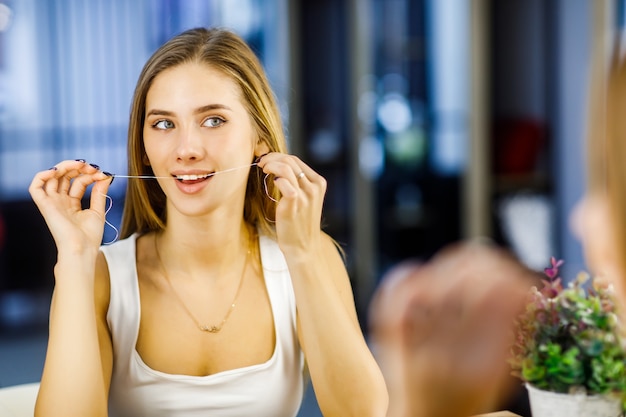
<box><xmin>175</xmin><ymin>125</ymin><xmax>205</xmax><ymax>162</ymax></box>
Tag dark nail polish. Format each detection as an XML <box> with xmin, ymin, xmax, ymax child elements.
<box><xmin>75</xmin><ymin>159</ymin><xmax>86</xmax><ymax>163</ymax></box>
<box><xmin>103</xmin><ymin>171</ymin><xmax>115</xmax><ymax>185</ymax></box>
<box><xmin>89</xmin><ymin>163</ymin><xmax>100</xmax><ymax>170</ymax></box>
<box><xmin>273</xmin><ymin>176</ymin><xmax>281</xmax><ymax>181</ymax></box>
<box><xmin>48</xmin><ymin>167</ymin><xmax>58</xmax><ymax>171</ymax></box>
<box><xmin>254</xmin><ymin>153</ymin><xmax>269</xmax><ymax>163</ymax></box>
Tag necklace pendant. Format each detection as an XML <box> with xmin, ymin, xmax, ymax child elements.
<box><xmin>200</xmin><ymin>324</ymin><xmax>220</xmax><ymax>333</ymax></box>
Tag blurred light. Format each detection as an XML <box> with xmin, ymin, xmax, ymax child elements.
<box><xmin>381</xmin><ymin>72</ymin><xmax>408</xmax><ymax>95</ymax></box>
<box><xmin>359</xmin><ymin>135</ymin><xmax>384</xmax><ymax>180</ymax></box>
<box><xmin>499</xmin><ymin>192</ymin><xmax>554</xmax><ymax>271</ymax></box>
<box><xmin>358</xmin><ymin>90</ymin><xmax>378</xmax><ymax>126</ymax></box>
<box><xmin>431</xmin><ymin>112</ymin><xmax>467</xmax><ymax>175</ymax></box>
<box><xmin>426</xmin><ymin>0</ymin><xmax>469</xmax><ymax>175</ymax></box>
<box><xmin>0</xmin><ymin>3</ymin><xmax>12</xmax><ymax>32</ymax></box>
<box><xmin>308</xmin><ymin>128</ymin><xmax>341</xmax><ymax>163</ymax></box>
<box><xmin>220</xmin><ymin>0</ymin><xmax>260</xmax><ymax>38</ymax></box>
<box><xmin>377</xmin><ymin>93</ymin><xmax>412</xmax><ymax>133</ymax></box>
<box><xmin>385</xmin><ymin>126</ymin><xmax>426</xmax><ymax>167</ymax></box>
<box><xmin>0</xmin><ymin>291</ymin><xmax>48</xmax><ymax>327</ymax></box>
<box><xmin>394</xmin><ymin>183</ymin><xmax>423</xmax><ymax>227</ymax></box>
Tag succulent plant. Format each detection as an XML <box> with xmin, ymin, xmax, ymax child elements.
<box><xmin>510</xmin><ymin>257</ymin><xmax>626</xmax><ymax>406</ymax></box>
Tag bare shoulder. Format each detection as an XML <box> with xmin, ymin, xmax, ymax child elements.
<box><xmin>319</xmin><ymin>231</ymin><xmax>346</xmax><ymax>263</ymax></box>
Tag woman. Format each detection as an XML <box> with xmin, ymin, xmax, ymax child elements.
<box><xmin>29</xmin><ymin>27</ymin><xmax>388</xmax><ymax>417</ymax></box>
<box><xmin>572</xmin><ymin>47</ymin><xmax>626</xmax><ymax>319</ymax></box>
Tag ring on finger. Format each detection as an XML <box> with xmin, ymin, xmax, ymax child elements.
<box><xmin>297</xmin><ymin>171</ymin><xmax>305</xmax><ymax>180</ymax></box>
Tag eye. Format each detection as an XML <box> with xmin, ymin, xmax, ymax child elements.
<box><xmin>203</xmin><ymin>116</ymin><xmax>226</xmax><ymax>128</ymax></box>
<box><xmin>153</xmin><ymin>119</ymin><xmax>175</xmax><ymax>130</ymax></box>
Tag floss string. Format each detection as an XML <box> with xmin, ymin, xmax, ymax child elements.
<box><xmin>103</xmin><ymin>194</ymin><xmax>119</xmax><ymax>245</ymax></box>
<box><xmin>113</xmin><ymin>162</ymin><xmax>258</xmax><ymax>179</ymax></box>
<box><xmin>101</xmin><ymin>162</ymin><xmax>279</xmax><ymax>244</ymax></box>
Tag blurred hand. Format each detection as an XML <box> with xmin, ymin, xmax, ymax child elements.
<box><xmin>369</xmin><ymin>241</ymin><xmax>537</xmax><ymax>417</ymax></box>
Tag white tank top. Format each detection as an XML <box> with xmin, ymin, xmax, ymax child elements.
<box><xmin>101</xmin><ymin>233</ymin><xmax>304</xmax><ymax>417</ymax></box>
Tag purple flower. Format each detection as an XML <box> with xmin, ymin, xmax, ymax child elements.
<box><xmin>540</xmin><ymin>277</ymin><xmax>563</xmax><ymax>299</ymax></box>
<box><xmin>544</xmin><ymin>257</ymin><xmax>564</xmax><ymax>279</ymax></box>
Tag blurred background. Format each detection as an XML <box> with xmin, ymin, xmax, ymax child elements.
<box><xmin>0</xmin><ymin>0</ymin><xmax>620</xmax><ymax>415</ymax></box>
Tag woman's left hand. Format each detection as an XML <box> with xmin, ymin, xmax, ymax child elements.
<box><xmin>256</xmin><ymin>153</ymin><xmax>326</xmax><ymax>256</ymax></box>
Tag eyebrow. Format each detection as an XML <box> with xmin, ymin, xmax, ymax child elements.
<box><xmin>146</xmin><ymin>104</ymin><xmax>234</xmax><ymax>117</ymax></box>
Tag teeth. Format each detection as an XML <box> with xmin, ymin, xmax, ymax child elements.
<box><xmin>176</xmin><ymin>174</ymin><xmax>210</xmax><ymax>180</ymax></box>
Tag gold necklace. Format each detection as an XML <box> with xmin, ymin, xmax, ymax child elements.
<box><xmin>153</xmin><ymin>234</ymin><xmax>249</xmax><ymax>333</ymax></box>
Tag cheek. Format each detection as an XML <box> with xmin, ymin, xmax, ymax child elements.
<box><xmin>570</xmin><ymin>197</ymin><xmax>618</xmax><ymax>276</ymax></box>
<box><xmin>142</xmin><ymin>131</ymin><xmax>167</xmax><ymax>164</ymax></box>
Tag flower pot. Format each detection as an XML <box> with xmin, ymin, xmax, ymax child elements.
<box><xmin>526</xmin><ymin>384</ymin><xmax>622</xmax><ymax>417</ymax></box>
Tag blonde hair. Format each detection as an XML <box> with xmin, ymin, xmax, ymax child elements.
<box><xmin>120</xmin><ymin>27</ymin><xmax>285</xmax><ymax>238</ymax></box>
<box><xmin>587</xmin><ymin>48</ymin><xmax>626</xmax><ymax>278</ymax></box>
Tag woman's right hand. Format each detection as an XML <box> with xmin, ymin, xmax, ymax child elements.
<box><xmin>29</xmin><ymin>159</ymin><xmax>113</xmax><ymax>255</ymax></box>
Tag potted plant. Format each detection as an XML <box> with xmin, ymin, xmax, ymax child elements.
<box><xmin>510</xmin><ymin>257</ymin><xmax>626</xmax><ymax>417</ymax></box>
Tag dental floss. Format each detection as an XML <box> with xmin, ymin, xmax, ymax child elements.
<box><xmin>102</xmin><ymin>194</ymin><xmax>119</xmax><ymax>245</ymax></box>
<box><xmin>102</xmin><ymin>162</ymin><xmax>277</xmax><ymax>244</ymax></box>
<box><xmin>263</xmin><ymin>173</ymin><xmax>279</xmax><ymax>203</ymax></box>
<box><xmin>112</xmin><ymin>162</ymin><xmax>258</xmax><ymax>179</ymax></box>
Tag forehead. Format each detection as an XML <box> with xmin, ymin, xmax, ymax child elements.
<box><xmin>146</xmin><ymin>62</ymin><xmax>243</xmax><ymax>109</ymax></box>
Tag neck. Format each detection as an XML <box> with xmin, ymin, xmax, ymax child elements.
<box><xmin>156</xmin><ymin>217</ymin><xmax>254</xmax><ymax>278</ymax></box>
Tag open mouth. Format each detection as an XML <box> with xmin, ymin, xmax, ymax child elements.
<box><xmin>173</xmin><ymin>173</ymin><xmax>213</xmax><ymax>184</ymax></box>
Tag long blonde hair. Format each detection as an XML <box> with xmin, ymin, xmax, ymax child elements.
<box><xmin>120</xmin><ymin>27</ymin><xmax>285</xmax><ymax>238</ymax></box>
<box><xmin>587</xmin><ymin>47</ymin><xmax>626</xmax><ymax>279</ymax></box>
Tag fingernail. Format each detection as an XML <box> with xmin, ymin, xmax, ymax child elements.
<box><xmin>75</xmin><ymin>159</ymin><xmax>86</xmax><ymax>163</ymax></box>
<box><xmin>89</xmin><ymin>163</ymin><xmax>100</xmax><ymax>170</ymax></box>
<box><xmin>273</xmin><ymin>176</ymin><xmax>281</xmax><ymax>181</ymax></box>
<box><xmin>48</xmin><ymin>167</ymin><xmax>58</xmax><ymax>171</ymax></box>
<box><xmin>103</xmin><ymin>171</ymin><xmax>115</xmax><ymax>185</ymax></box>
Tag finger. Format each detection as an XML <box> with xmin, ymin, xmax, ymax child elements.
<box><xmin>90</xmin><ymin>175</ymin><xmax>114</xmax><ymax>217</ymax></box>
<box><xmin>257</xmin><ymin>154</ymin><xmax>328</xmax><ymax>225</ymax></box>
<box><xmin>280</xmin><ymin>156</ymin><xmax>323</xmax><ymax>191</ymax></box>
<box><xmin>45</xmin><ymin>160</ymin><xmax>95</xmax><ymax>194</ymax></box>
<box><xmin>29</xmin><ymin>167</ymin><xmax>61</xmax><ymax>208</ymax></box>
<box><xmin>66</xmin><ymin>172</ymin><xmax>105</xmax><ymax>200</ymax></box>
<box><xmin>260</xmin><ymin>155</ymin><xmax>300</xmax><ymax>187</ymax></box>
<box><xmin>276</xmin><ymin>164</ymin><xmax>326</xmax><ymax>211</ymax></box>
<box><xmin>258</xmin><ymin>153</ymin><xmax>316</xmax><ymax>188</ymax></box>
<box><xmin>55</xmin><ymin>168</ymin><xmax>85</xmax><ymax>195</ymax></box>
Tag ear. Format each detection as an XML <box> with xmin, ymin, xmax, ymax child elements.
<box><xmin>254</xmin><ymin>139</ymin><xmax>270</xmax><ymax>159</ymax></box>
<box><xmin>142</xmin><ymin>153</ymin><xmax>151</xmax><ymax>166</ymax></box>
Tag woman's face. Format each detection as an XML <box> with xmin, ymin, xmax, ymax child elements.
<box><xmin>143</xmin><ymin>62</ymin><xmax>265</xmax><ymax>218</ymax></box>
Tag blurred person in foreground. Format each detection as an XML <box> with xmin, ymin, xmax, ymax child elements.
<box><xmin>571</xmin><ymin>47</ymin><xmax>626</xmax><ymax>322</ymax></box>
<box><xmin>369</xmin><ymin>242</ymin><xmax>536</xmax><ymax>417</ymax></box>
<box><xmin>369</xmin><ymin>40</ymin><xmax>626</xmax><ymax>417</ymax></box>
